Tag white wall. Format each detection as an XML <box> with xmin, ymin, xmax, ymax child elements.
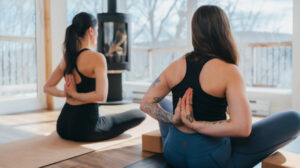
<box><xmin>292</xmin><ymin>0</ymin><xmax>300</xmax><ymax>112</ymax></box>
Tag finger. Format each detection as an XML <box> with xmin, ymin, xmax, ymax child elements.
<box><xmin>181</xmin><ymin>96</ymin><xmax>185</xmax><ymax>115</ymax></box>
<box><xmin>70</xmin><ymin>75</ymin><xmax>75</xmax><ymax>85</ymax></box>
<box><xmin>176</xmin><ymin>98</ymin><xmax>181</xmax><ymax>109</ymax></box>
<box><xmin>71</xmin><ymin>75</ymin><xmax>76</xmax><ymax>85</ymax></box>
<box><xmin>65</xmin><ymin>75</ymin><xmax>68</xmax><ymax>84</ymax></box>
<box><xmin>184</xmin><ymin>88</ymin><xmax>189</xmax><ymax>98</ymax></box>
<box><xmin>181</xmin><ymin>101</ymin><xmax>185</xmax><ymax>119</ymax></box>
<box><xmin>177</xmin><ymin>98</ymin><xmax>181</xmax><ymax>106</ymax></box>
<box><xmin>189</xmin><ymin>88</ymin><xmax>193</xmax><ymax>106</ymax></box>
<box><xmin>186</xmin><ymin>90</ymin><xmax>190</xmax><ymax>114</ymax></box>
<box><xmin>66</xmin><ymin>75</ymin><xmax>70</xmax><ymax>85</ymax></box>
<box><xmin>64</xmin><ymin>84</ymin><xmax>69</xmax><ymax>92</ymax></box>
<box><xmin>177</xmin><ymin>98</ymin><xmax>182</xmax><ymax>114</ymax></box>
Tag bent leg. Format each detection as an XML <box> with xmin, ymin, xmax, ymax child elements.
<box><xmin>231</xmin><ymin>111</ymin><xmax>300</xmax><ymax>168</ymax></box>
<box><xmin>88</xmin><ymin>109</ymin><xmax>146</xmax><ymax>141</ymax></box>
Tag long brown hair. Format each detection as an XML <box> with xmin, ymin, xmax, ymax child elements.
<box><xmin>63</xmin><ymin>12</ymin><xmax>97</xmax><ymax>75</ymax></box>
<box><xmin>189</xmin><ymin>5</ymin><xmax>239</xmax><ymax>64</ymax></box>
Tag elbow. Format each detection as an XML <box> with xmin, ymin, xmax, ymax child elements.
<box><xmin>95</xmin><ymin>91</ymin><xmax>107</xmax><ymax>102</ymax></box>
<box><xmin>96</xmin><ymin>96</ymin><xmax>106</xmax><ymax>102</ymax></box>
<box><xmin>238</xmin><ymin>124</ymin><xmax>252</xmax><ymax>137</ymax></box>
<box><xmin>43</xmin><ymin>85</ymin><xmax>49</xmax><ymax>94</ymax></box>
<box><xmin>95</xmin><ymin>93</ymin><xmax>107</xmax><ymax>102</ymax></box>
<box><xmin>139</xmin><ymin>99</ymin><xmax>149</xmax><ymax>113</ymax></box>
<box><xmin>139</xmin><ymin>101</ymin><xmax>146</xmax><ymax>112</ymax></box>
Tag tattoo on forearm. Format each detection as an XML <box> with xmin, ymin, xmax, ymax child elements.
<box><xmin>141</xmin><ymin>98</ymin><xmax>173</xmax><ymax>123</ymax></box>
<box><xmin>151</xmin><ymin>76</ymin><xmax>161</xmax><ymax>88</ymax></box>
<box><xmin>153</xmin><ymin>97</ymin><xmax>162</xmax><ymax>103</ymax></box>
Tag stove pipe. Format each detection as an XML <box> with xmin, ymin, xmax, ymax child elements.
<box><xmin>108</xmin><ymin>0</ymin><xmax>117</xmax><ymax>13</ymax></box>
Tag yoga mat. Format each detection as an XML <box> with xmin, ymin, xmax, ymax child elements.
<box><xmin>0</xmin><ymin>116</ymin><xmax>158</xmax><ymax>168</ymax></box>
<box><xmin>125</xmin><ymin>154</ymin><xmax>173</xmax><ymax>168</ymax></box>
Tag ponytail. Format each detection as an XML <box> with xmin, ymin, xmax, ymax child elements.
<box><xmin>64</xmin><ymin>25</ymin><xmax>79</xmax><ymax>75</ymax></box>
<box><xmin>63</xmin><ymin>12</ymin><xmax>97</xmax><ymax>75</ymax></box>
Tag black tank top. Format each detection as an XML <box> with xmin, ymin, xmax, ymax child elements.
<box><xmin>74</xmin><ymin>48</ymin><xmax>96</xmax><ymax>93</ymax></box>
<box><xmin>171</xmin><ymin>52</ymin><xmax>227</xmax><ymax>121</ymax></box>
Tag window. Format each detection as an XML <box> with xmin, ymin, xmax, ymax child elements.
<box><xmin>0</xmin><ymin>0</ymin><xmax>37</xmax><ymax>98</ymax></box>
<box><xmin>67</xmin><ymin>0</ymin><xmax>104</xmax><ymax>25</ymax></box>
<box><xmin>124</xmin><ymin>0</ymin><xmax>292</xmax><ymax>89</ymax></box>
<box><xmin>197</xmin><ymin>0</ymin><xmax>293</xmax><ymax>88</ymax></box>
<box><xmin>124</xmin><ymin>0</ymin><xmax>189</xmax><ymax>82</ymax></box>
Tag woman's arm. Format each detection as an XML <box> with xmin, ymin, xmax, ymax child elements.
<box><xmin>65</xmin><ymin>53</ymin><xmax>108</xmax><ymax>102</ymax></box>
<box><xmin>140</xmin><ymin>67</ymin><xmax>182</xmax><ymax>124</ymax></box>
<box><xmin>43</xmin><ymin>59</ymin><xmax>66</xmax><ymax>97</ymax></box>
<box><xmin>181</xmin><ymin>67</ymin><xmax>252</xmax><ymax>137</ymax></box>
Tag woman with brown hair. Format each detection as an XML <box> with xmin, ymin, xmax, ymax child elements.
<box><xmin>140</xmin><ymin>5</ymin><xmax>300</xmax><ymax>168</ymax></box>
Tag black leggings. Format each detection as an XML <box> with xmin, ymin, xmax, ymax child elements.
<box><xmin>57</xmin><ymin>103</ymin><xmax>146</xmax><ymax>142</ymax></box>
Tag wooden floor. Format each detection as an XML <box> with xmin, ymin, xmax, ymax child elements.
<box><xmin>43</xmin><ymin>138</ymin><xmax>155</xmax><ymax>168</ymax></box>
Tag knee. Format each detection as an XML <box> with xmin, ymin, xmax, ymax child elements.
<box><xmin>284</xmin><ymin>111</ymin><xmax>300</xmax><ymax>132</ymax></box>
<box><xmin>130</xmin><ymin>109</ymin><xmax>146</xmax><ymax>121</ymax></box>
<box><xmin>285</xmin><ymin>111</ymin><xmax>300</xmax><ymax>122</ymax></box>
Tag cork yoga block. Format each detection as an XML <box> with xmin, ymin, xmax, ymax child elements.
<box><xmin>262</xmin><ymin>151</ymin><xmax>300</xmax><ymax>168</ymax></box>
<box><xmin>142</xmin><ymin>130</ymin><xmax>163</xmax><ymax>153</ymax></box>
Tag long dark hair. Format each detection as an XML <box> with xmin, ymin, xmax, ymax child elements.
<box><xmin>189</xmin><ymin>5</ymin><xmax>238</xmax><ymax>64</ymax></box>
<box><xmin>63</xmin><ymin>12</ymin><xmax>97</xmax><ymax>75</ymax></box>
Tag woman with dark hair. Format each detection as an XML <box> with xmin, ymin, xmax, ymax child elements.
<box><xmin>44</xmin><ymin>12</ymin><xmax>145</xmax><ymax>142</ymax></box>
<box><xmin>140</xmin><ymin>5</ymin><xmax>300</xmax><ymax>168</ymax></box>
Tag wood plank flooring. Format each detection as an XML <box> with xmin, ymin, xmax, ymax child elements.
<box><xmin>43</xmin><ymin>138</ymin><xmax>155</xmax><ymax>168</ymax></box>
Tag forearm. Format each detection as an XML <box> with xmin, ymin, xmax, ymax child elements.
<box><xmin>44</xmin><ymin>86</ymin><xmax>66</xmax><ymax>97</ymax></box>
<box><xmin>140</xmin><ymin>100</ymin><xmax>174</xmax><ymax>123</ymax></box>
<box><xmin>72</xmin><ymin>91</ymin><xmax>106</xmax><ymax>102</ymax></box>
<box><xmin>67</xmin><ymin>96</ymin><xmax>94</xmax><ymax>104</ymax></box>
<box><xmin>191</xmin><ymin>119</ymin><xmax>249</xmax><ymax>137</ymax></box>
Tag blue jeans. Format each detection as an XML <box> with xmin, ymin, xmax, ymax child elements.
<box><xmin>158</xmin><ymin>99</ymin><xmax>300</xmax><ymax>168</ymax></box>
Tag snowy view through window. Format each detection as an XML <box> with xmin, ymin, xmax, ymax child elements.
<box><xmin>0</xmin><ymin>0</ymin><xmax>37</xmax><ymax>98</ymax></box>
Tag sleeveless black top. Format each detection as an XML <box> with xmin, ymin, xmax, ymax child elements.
<box><xmin>171</xmin><ymin>52</ymin><xmax>227</xmax><ymax>121</ymax></box>
<box><xmin>74</xmin><ymin>48</ymin><xmax>96</xmax><ymax>93</ymax></box>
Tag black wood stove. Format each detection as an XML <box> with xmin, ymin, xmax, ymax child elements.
<box><xmin>97</xmin><ymin>0</ymin><xmax>131</xmax><ymax>103</ymax></box>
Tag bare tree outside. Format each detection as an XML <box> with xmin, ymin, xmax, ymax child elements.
<box><xmin>125</xmin><ymin>0</ymin><xmax>188</xmax><ymax>47</ymax></box>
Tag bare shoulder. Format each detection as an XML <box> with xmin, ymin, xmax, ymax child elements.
<box><xmin>164</xmin><ymin>55</ymin><xmax>187</xmax><ymax>87</ymax></box>
<box><xmin>86</xmin><ymin>50</ymin><xmax>106</xmax><ymax>62</ymax></box>
<box><xmin>58</xmin><ymin>58</ymin><xmax>66</xmax><ymax>72</ymax></box>
<box><xmin>201</xmin><ymin>58</ymin><xmax>243</xmax><ymax>86</ymax></box>
<box><xmin>84</xmin><ymin>50</ymin><xmax>107</xmax><ymax>68</ymax></box>
<box><xmin>206</xmin><ymin>58</ymin><xmax>240</xmax><ymax>76</ymax></box>
<box><xmin>165</xmin><ymin>55</ymin><xmax>186</xmax><ymax>73</ymax></box>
